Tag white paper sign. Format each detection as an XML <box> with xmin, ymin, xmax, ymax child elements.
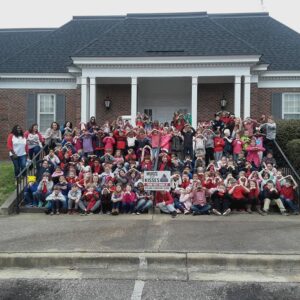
<box><xmin>143</xmin><ymin>171</ymin><xmax>171</xmax><ymax>191</ymax></box>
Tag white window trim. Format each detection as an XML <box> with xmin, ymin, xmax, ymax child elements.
<box><xmin>37</xmin><ymin>93</ymin><xmax>56</xmax><ymax>134</ymax></box>
<box><xmin>282</xmin><ymin>92</ymin><xmax>300</xmax><ymax>119</ymax></box>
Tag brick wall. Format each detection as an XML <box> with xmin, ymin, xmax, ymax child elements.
<box><xmin>0</xmin><ymin>88</ymin><xmax>80</xmax><ymax>160</ymax></box>
<box><xmin>96</xmin><ymin>84</ymin><xmax>131</xmax><ymax>122</ymax></box>
<box><xmin>251</xmin><ymin>84</ymin><xmax>300</xmax><ymax>119</ymax></box>
<box><xmin>197</xmin><ymin>83</ymin><xmax>234</xmax><ymax>121</ymax></box>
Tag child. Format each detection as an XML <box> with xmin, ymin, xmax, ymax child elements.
<box><xmin>111</xmin><ymin>184</ymin><xmax>123</xmax><ymax>215</ymax></box>
<box><xmin>263</xmin><ymin>180</ymin><xmax>289</xmax><ymax>215</ymax></box>
<box><xmin>213</xmin><ymin>131</ymin><xmax>225</xmax><ymax>163</ymax></box>
<box><xmin>122</xmin><ymin>184</ymin><xmax>136</xmax><ymax>214</ymax></box>
<box><xmin>80</xmin><ymin>129</ymin><xmax>94</xmax><ymax>156</ymax></box>
<box><xmin>100</xmin><ymin>187</ymin><xmax>112</xmax><ymax>214</ymax></box>
<box><xmin>78</xmin><ymin>184</ymin><xmax>100</xmax><ymax>215</ymax></box>
<box><xmin>46</xmin><ymin>186</ymin><xmax>65</xmax><ymax>215</ymax></box>
<box><xmin>155</xmin><ymin>190</ymin><xmax>177</xmax><ymax>218</ymax></box>
<box><xmin>67</xmin><ymin>184</ymin><xmax>82</xmax><ymax>214</ymax></box>
<box><xmin>135</xmin><ymin>183</ymin><xmax>153</xmax><ymax>214</ymax></box>
<box><xmin>280</xmin><ymin>176</ymin><xmax>299</xmax><ymax>215</ymax></box>
<box><xmin>211</xmin><ymin>183</ymin><xmax>231</xmax><ymax>216</ymax></box>
<box><xmin>248</xmin><ymin>180</ymin><xmax>264</xmax><ymax>215</ymax></box>
<box><xmin>24</xmin><ymin>176</ymin><xmax>38</xmax><ymax>207</ymax></box>
<box><xmin>228</xmin><ymin>181</ymin><xmax>250</xmax><ymax>212</ymax></box>
<box><xmin>34</xmin><ymin>173</ymin><xmax>54</xmax><ymax>207</ymax></box>
<box><xmin>246</xmin><ymin>139</ymin><xmax>265</xmax><ymax>169</ymax></box>
<box><xmin>232</xmin><ymin>133</ymin><xmax>243</xmax><ymax>162</ymax></box>
<box><xmin>179</xmin><ymin>187</ymin><xmax>193</xmax><ymax>214</ymax></box>
<box><xmin>191</xmin><ymin>182</ymin><xmax>211</xmax><ymax>215</ymax></box>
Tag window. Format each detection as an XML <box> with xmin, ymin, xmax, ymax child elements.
<box><xmin>283</xmin><ymin>93</ymin><xmax>300</xmax><ymax>120</ymax></box>
<box><xmin>38</xmin><ymin>94</ymin><xmax>56</xmax><ymax>133</ymax></box>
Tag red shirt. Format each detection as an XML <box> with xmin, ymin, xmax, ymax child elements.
<box><xmin>213</xmin><ymin>137</ymin><xmax>225</xmax><ymax>152</ymax></box>
<box><xmin>232</xmin><ymin>186</ymin><xmax>246</xmax><ymax>200</ymax></box>
<box><xmin>280</xmin><ymin>186</ymin><xmax>294</xmax><ymax>200</ymax></box>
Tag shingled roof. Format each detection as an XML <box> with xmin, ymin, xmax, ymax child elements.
<box><xmin>0</xmin><ymin>28</ymin><xmax>55</xmax><ymax>65</ymax></box>
<box><xmin>0</xmin><ymin>12</ymin><xmax>299</xmax><ymax>73</ymax></box>
<box><xmin>211</xmin><ymin>13</ymin><xmax>300</xmax><ymax>71</ymax></box>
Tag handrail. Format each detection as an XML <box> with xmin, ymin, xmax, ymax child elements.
<box><xmin>273</xmin><ymin>140</ymin><xmax>300</xmax><ymax>181</ymax></box>
<box><xmin>15</xmin><ymin>145</ymin><xmax>47</xmax><ymax>213</ymax></box>
<box><xmin>273</xmin><ymin>139</ymin><xmax>300</xmax><ymax>209</ymax></box>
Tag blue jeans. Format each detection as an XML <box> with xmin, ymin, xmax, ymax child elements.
<box><xmin>280</xmin><ymin>196</ymin><xmax>299</xmax><ymax>212</ymax></box>
<box><xmin>191</xmin><ymin>204</ymin><xmax>211</xmax><ymax>215</ymax></box>
<box><xmin>28</xmin><ymin>146</ymin><xmax>41</xmax><ymax>160</ymax></box>
<box><xmin>136</xmin><ymin>199</ymin><xmax>153</xmax><ymax>213</ymax></box>
<box><xmin>123</xmin><ymin>202</ymin><xmax>135</xmax><ymax>213</ymax></box>
<box><xmin>24</xmin><ymin>191</ymin><xmax>34</xmax><ymax>206</ymax></box>
<box><xmin>33</xmin><ymin>191</ymin><xmax>51</xmax><ymax>206</ymax></box>
<box><xmin>11</xmin><ymin>155</ymin><xmax>27</xmax><ymax>177</ymax></box>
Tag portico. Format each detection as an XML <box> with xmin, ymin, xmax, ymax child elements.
<box><xmin>73</xmin><ymin>56</ymin><xmax>260</xmax><ymax>127</ymax></box>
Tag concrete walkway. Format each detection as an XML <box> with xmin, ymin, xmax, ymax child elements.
<box><xmin>0</xmin><ymin>213</ymin><xmax>300</xmax><ymax>254</ymax></box>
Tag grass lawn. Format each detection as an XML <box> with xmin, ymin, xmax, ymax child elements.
<box><xmin>0</xmin><ymin>161</ymin><xmax>15</xmax><ymax>206</ymax></box>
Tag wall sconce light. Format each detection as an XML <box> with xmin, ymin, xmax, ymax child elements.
<box><xmin>104</xmin><ymin>96</ymin><xmax>112</xmax><ymax>110</ymax></box>
<box><xmin>220</xmin><ymin>95</ymin><xmax>227</xmax><ymax>110</ymax></box>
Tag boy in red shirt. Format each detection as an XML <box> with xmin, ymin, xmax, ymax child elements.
<box><xmin>228</xmin><ymin>181</ymin><xmax>250</xmax><ymax>212</ymax></box>
<box><xmin>213</xmin><ymin>131</ymin><xmax>225</xmax><ymax>163</ymax></box>
<box><xmin>280</xmin><ymin>176</ymin><xmax>299</xmax><ymax>215</ymax></box>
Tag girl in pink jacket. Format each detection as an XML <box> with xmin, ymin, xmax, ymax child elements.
<box><xmin>246</xmin><ymin>140</ymin><xmax>265</xmax><ymax>169</ymax></box>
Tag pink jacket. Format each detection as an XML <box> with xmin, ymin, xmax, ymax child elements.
<box><xmin>246</xmin><ymin>145</ymin><xmax>265</xmax><ymax>167</ymax></box>
<box><xmin>103</xmin><ymin>136</ymin><xmax>116</xmax><ymax>151</ymax></box>
<box><xmin>160</xmin><ymin>134</ymin><xmax>172</xmax><ymax>151</ymax></box>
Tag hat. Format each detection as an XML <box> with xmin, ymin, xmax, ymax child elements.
<box><xmin>27</xmin><ymin>176</ymin><xmax>36</xmax><ymax>183</ymax></box>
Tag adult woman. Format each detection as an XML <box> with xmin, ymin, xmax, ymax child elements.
<box><xmin>44</xmin><ymin>122</ymin><xmax>62</xmax><ymax>152</ymax></box>
<box><xmin>87</xmin><ymin>116</ymin><xmax>97</xmax><ymax>132</ymax></box>
<box><xmin>24</xmin><ymin>124</ymin><xmax>44</xmax><ymax>159</ymax></box>
<box><xmin>7</xmin><ymin>125</ymin><xmax>28</xmax><ymax>177</ymax></box>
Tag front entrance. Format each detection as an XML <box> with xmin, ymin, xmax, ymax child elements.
<box><xmin>143</xmin><ymin>107</ymin><xmax>189</xmax><ymax>123</ymax></box>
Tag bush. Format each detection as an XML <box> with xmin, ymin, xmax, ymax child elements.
<box><xmin>276</xmin><ymin>120</ymin><xmax>300</xmax><ymax>153</ymax></box>
<box><xmin>286</xmin><ymin>139</ymin><xmax>300</xmax><ymax>173</ymax></box>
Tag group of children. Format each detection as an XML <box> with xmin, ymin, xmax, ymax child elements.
<box><xmin>23</xmin><ymin>111</ymin><xmax>299</xmax><ymax>217</ymax></box>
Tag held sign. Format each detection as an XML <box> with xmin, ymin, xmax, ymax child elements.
<box><xmin>143</xmin><ymin>171</ymin><xmax>171</xmax><ymax>191</ymax></box>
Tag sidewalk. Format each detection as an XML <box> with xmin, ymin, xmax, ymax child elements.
<box><xmin>1</xmin><ymin>213</ymin><xmax>300</xmax><ymax>254</ymax></box>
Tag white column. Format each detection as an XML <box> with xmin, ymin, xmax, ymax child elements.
<box><xmin>81</xmin><ymin>77</ymin><xmax>88</xmax><ymax>123</ymax></box>
<box><xmin>243</xmin><ymin>75</ymin><xmax>251</xmax><ymax>118</ymax></box>
<box><xmin>234</xmin><ymin>76</ymin><xmax>241</xmax><ymax>118</ymax></box>
<box><xmin>89</xmin><ymin>77</ymin><xmax>96</xmax><ymax>118</ymax></box>
<box><xmin>131</xmin><ymin>77</ymin><xmax>138</xmax><ymax>126</ymax></box>
<box><xmin>191</xmin><ymin>76</ymin><xmax>198</xmax><ymax>129</ymax></box>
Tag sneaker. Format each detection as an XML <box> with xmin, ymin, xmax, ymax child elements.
<box><xmin>171</xmin><ymin>211</ymin><xmax>177</xmax><ymax>218</ymax></box>
<box><xmin>223</xmin><ymin>208</ymin><xmax>231</xmax><ymax>216</ymax></box>
<box><xmin>246</xmin><ymin>208</ymin><xmax>252</xmax><ymax>214</ymax></box>
<box><xmin>212</xmin><ymin>209</ymin><xmax>222</xmax><ymax>216</ymax></box>
<box><xmin>136</xmin><ymin>212</ymin><xmax>140</xmax><ymax>215</ymax></box>
<box><xmin>106</xmin><ymin>212</ymin><xmax>111</xmax><ymax>215</ymax></box>
<box><xmin>56</xmin><ymin>211</ymin><xmax>60</xmax><ymax>215</ymax></box>
<box><xmin>257</xmin><ymin>209</ymin><xmax>266</xmax><ymax>216</ymax></box>
<box><xmin>38</xmin><ymin>201</ymin><xmax>43</xmax><ymax>208</ymax></box>
<box><xmin>281</xmin><ymin>211</ymin><xmax>289</xmax><ymax>216</ymax></box>
<box><xmin>293</xmin><ymin>211</ymin><xmax>300</xmax><ymax>215</ymax></box>
<box><xmin>50</xmin><ymin>212</ymin><xmax>54</xmax><ymax>216</ymax></box>
<box><xmin>262</xmin><ymin>209</ymin><xmax>269</xmax><ymax>215</ymax></box>
<box><xmin>184</xmin><ymin>210</ymin><xmax>190</xmax><ymax>215</ymax></box>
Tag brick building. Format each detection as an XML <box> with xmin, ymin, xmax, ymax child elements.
<box><xmin>1</xmin><ymin>12</ymin><xmax>300</xmax><ymax>159</ymax></box>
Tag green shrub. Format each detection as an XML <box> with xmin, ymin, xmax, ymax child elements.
<box><xmin>276</xmin><ymin>120</ymin><xmax>300</xmax><ymax>153</ymax></box>
<box><xmin>286</xmin><ymin>139</ymin><xmax>300</xmax><ymax>173</ymax></box>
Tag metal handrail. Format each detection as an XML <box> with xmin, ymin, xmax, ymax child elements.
<box><xmin>274</xmin><ymin>140</ymin><xmax>300</xmax><ymax>181</ymax></box>
<box><xmin>273</xmin><ymin>140</ymin><xmax>300</xmax><ymax>207</ymax></box>
<box><xmin>15</xmin><ymin>145</ymin><xmax>47</xmax><ymax>213</ymax></box>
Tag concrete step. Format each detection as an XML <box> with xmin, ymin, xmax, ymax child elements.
<box><xmin>19</xmin><ymin>207</ymin><xmax>46</xmax><ymax>213</ymax></box>
<box><xmin>0</xmin><ymin>252</ymin><xmax>300</xmax><ymax>282</ymax></box>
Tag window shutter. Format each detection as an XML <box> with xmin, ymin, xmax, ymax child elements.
<box><xmin>56</xmin><ymin>94</ymin><xmax>66</xmax><ymax>128</ymax></box>
<box><xmin>271</xmin><ymin>93</ymin><xmax>282</xmax><ymax>120</ymax></box>
<box><xmin>26</xmin><ymin>94</ymin><xmax>37</xmax><ymax>129</ymax></box>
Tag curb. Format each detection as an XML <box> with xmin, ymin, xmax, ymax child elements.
<box><xmin>1</xmin><ymin>252</ymin><xmax>300</xmax><ymax>270</ymax></box>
